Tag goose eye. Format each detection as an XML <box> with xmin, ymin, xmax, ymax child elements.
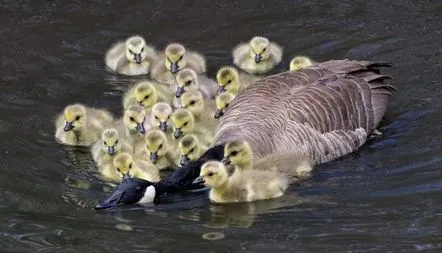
<box><xmin>144</xmin><ymin>95</ymin><xmax>150</xmax><ymax>100</ymax></box>
<box><xmin>179</xmin><ymin>55</ymin><xmax>183</xmax><ymax>60</ymax></box>
<box><xmin>129</xmin><ymin>49</ymin><xmax>134</xmax><ymax>55</ymax></box>
<box><xmin>262</xmin><ymin>48</ymin><xmax>266</xmax><ymax>52</ymax></box>
<box><xmin>190</xmin><ymin>100</ymin><xmax>196</xmax><ymax>105</ymax></box>
<box><xmin>155</xmin><ymin>115</ymin><xmax>159</xmax><ymax>120</ymax></box>
<box><xmin>75</xmin><ymin>115</ymin><xmax>80</xmax><ymax>121</ymax></box>
<box><xmin>183</xmin><ymin>122</ymin><xmax>188</xmax><ymax>126</ymax></box>
<box><xmin>103</xmin><ymin>141</ymin><xmax>107</xmax><ymax>145</ymax></box>
<box><xmin>189</xmin><ymin>148</ymin><xmax>195</xmax><ymax>153</ymax></box>
<box><xmin>207</xmin><ymin>172</ymin><xmax>214</xmax><ymax>177</ymax></box>
<box><xmin>129</xmin><ymin>163</ymin><xmax>132</xmax><ymax>169</ymax></box>
<box><xmin>159</xmin><ymin>144</ymin><xmax>163</xmax><ymax>149</ymax></box>
<box><xmin>231</xmin><ymin>151</ymin><xmax>238</xmax><ymax>156</ymax></box>
<box><xmin>116</xmin><ymin>167</ymin><xmax>121</xmax><ymax>172</ymax></box>
<box><xmin>130</xmin><ymin>117</ymin><xmax>135</xmax><ymax>122</ymax></box>
<box><xmin>141</xmin><ymin>47</ymin><xmax>144</xmax><ymax>52</ymax></box>
<box><xmin>227</xmin><ymin>80</ymin><xmax>232</xmax><ymax>84</ymax></box>
<box><xmin>225</xmin><ymin>103</ymin><xmax>230</xmax><ymax>107</ymax></box>
<box><xmin>115</xmin><ymin>140</ymin><xmax>118</xmax><ymax>144</ymax></box>
<box><xmin>185</xmin><ymin>80</ymin><xmax>192</xmax><ymax>86</ymax></box>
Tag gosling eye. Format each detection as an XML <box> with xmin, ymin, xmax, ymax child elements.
<box><xmin>189</xmin><ymin>100</ymin><xmax>196</xmax><ymax>105</ymax></box>
<box><xmin>129</xmin><ymin>163</ymin><xmax>132</xmax><ymax>169</ymax></box>
<box><xmin>141</xmin><ymin>47</ymin><xmax>144</xmax><ymax>52</ymax></box>
<box><xmin>159</xmin><ymin>144</ymin><xmax>163</xmax><ymax>149</ymax></box>
<box><xmin>227</xmin><ymin>80</ymin><xmax>232</xmax><ymax>84</ymax></box>
<box><xmin>130</xmin><ymin>117</ymin><xmax>135</xmax><ymax>122</ymax></box>
<box><xmin>230</xmin><ymin>151</ymin><xmax>238</xmax><ymax>156</ymax></box>
<box><xmin>116</xmin><ymin>167</ymin><xmax>121</xmax><ymax>172</ymax></box>
<box><xmin>75</xmin><ymin>115</ymin><xmax>80</xmax><ymax>121</ymax></box>
<box><xmin>207</xmin><ymin>172</ymin><xmax>214</xmax><ymax>177</ymax></box>
<box><xmin>189</xmin><ymin>148</ymin><xmax>195</xmax><ymax>153</ymax></box>
<box><xmin>155</xmin><ymin>115</ymin><xmax>159</xmax><ymax>120</ymax></box>
<box><xmin>129</xmin><ymin>49</ymin><xmax>134</xmax><ymax>55</ymax></box>
<box><xmin>225</xmin><ymin>103</ymin><xmax>230</xmax><ymax>107</ymax></box>
<box><xmin>104</xmin><ymin>141</ymin><xmax>107</xmax><ymax>145</ymax></box>
<box><xmin>185</xmin><ymin>80</ymin><xmax>192</xmax><ymax>86</ymax></box>
<box><xmin>262</xmin><ymin>48</ymin><xmax>266</xmax><ymax>52</ymax></box>
<box><xmin>179</xmin><ymin>55</ymin><xmax>183</xmax><ymax>60</ymax></box>
<box><xmin>183</xmin><ymin>122</ymin><xmax>188</xmax><ymax>126</ymax></box>
<box><xmin>115</xmin><ymin>140</ymin><xmax>118</xmax><ymax>144</ymax></box>
<box><xmin>144</xmin><ymin>95</ymin><xmax>150</xmax><ymax>100</ymax></box>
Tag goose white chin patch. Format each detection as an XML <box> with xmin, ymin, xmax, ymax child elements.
<box><xmin>138</xmin><ymin>185</ymin><xmax>156</xmax><ymax>203</ymax></box>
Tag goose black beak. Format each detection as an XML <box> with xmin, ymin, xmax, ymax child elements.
<box><xmin>170</xmin><ymin>62</ymin><xmax>179</xmax><ymax>74</ymax></box>
<box><xmin>180</xmin><ymin>155</ymin><xmax>190</xmax><ymax>166</ymax></box>
<box><xmin>255</xmin><ymin>54</ymin><xmax>262</xmax><ymax>63</ymax></box>
<box><xmin>174</xmin><ymin>128</ymin><xmax>182</xmax><ymax>139</ymax></box>
<box><xmin>135</xmin><ymin>122</ymin><xmax>145</xmax><ymax>134</ymax></box>
<box><xmin>214</xmin><ymin>109</ymin><xmax>224</xmax><ymax>119</ymax></box>
<box><xmin>221</xmin><ymin>156</ymin><xmax>231</xmax><ymax>166</ymax></box>
<box><xmin>94</xmin><ymin>177</ymin><xmax>154</xmax><ymax>210</ymax></box>
<box><xmin>216</xmin><ymin>86</ymin><xmax>226</xmax><ymax>96</ymax></box>
<box><xmin>192</xmin><ymin>176</ymin><xmax>205</xmax><ymax>185</ymax></box>
<box><xmin>175</xmin><ymin>87</ymin><xmax>185</xmax><ymax>98</ymax></box>
<box><xmin>107</xmin><ymin>146</ymin><xmax>115</xmax><ymax>155</ymax></box>
<box><xmin>150</xmin><ymin>151</ymin><xmax>158</xmax><ymax>164</ymax></box>
<box><xmin>134</xmin><ymin>54</ymin><xmax>142</xmax><ymax>64</ymax></box>
<box><xmin>159</xmin><ymin>121</ymin><xmax>168</xmax><ymax>132</ymax></box>
<box><xmin>63</xmin><ymin>121</ymin><xmax>74</xmax><ymax>132</ymax></box>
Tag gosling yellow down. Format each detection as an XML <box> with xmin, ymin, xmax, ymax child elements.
<box><xmin>123</xmin><ymin>80</ymin><xmax>173</xmax><ymax>111</ymax></box>
<box><xmin>290</xmin><ymin>56</ymin><xmax>315</xmax><ymax>71</ymax></box>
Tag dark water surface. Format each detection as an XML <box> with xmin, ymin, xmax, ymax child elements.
<box><xmin>1</xmin><ymin>0</ymin><xmax>442</xmax><ymax>252</ymax></box>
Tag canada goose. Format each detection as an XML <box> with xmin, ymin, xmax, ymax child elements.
<box><xmin>214</xmin><ymin>92</ymin><xmax>236</xmax><ymax>119</ymax></box>
<box><xmin>194</xmin><ymin>161</ymin><xmax>288</xmax><ymax>203</ymax></box>
<box><xmin>105</xmin><ymin>35</ymin><xmax>158</xmax><ymax>76</ymax></box>
<box><xmin>123</xmin><ymin>81</ymin><xmax>172</xmax><ymax>110</ymax></box>
<box><xmin>216</xmin><ymin>66</ymin><xmax>261</xmax><ymax>95</ymax></box>
<box><xmin>96</xmin><ymin>59</ymin><xmax>396</xmax><ymax>208</ymax></box>
<box><xmin>151</xmin><ymin>43</ymin><xmax>206</xmax><ymax>85</ymax></box>
<box><xmin>55</xmin><ymin>104</ymin><xmax>113</xmax><ymax>146</ymax></box>
<box><xmin>222</xmin><ymin>140</ymin><xmax>314</xmax><ymax>179</ymax></box>
<box><xmin>178</xmin><ymin>134</ymin><xmax>208</xmax><ymax>166</ymax></box>
<box><xmin>113</xmin><ymin>152</ymin><xmax>160</xmax><ymax>182</ymax></box>
<box><xmin>175</xmin><ymin>68</ymin><xmax>217</xmax><ymax>99</ymax></box>
<box><xmin>290</xmin><ymin>56</ymin><xmax>315</xmax><ymax>71</ymax></box>
<box><xmin>137</xmin><ymin>129</ymin><xmax>179</xmax><ymax>170</ymax></box>
<box><xmin>91</xmin><ymin>128</ymin><xmax>133</xmax><ymax>166</ymax></box>
<box><xmin>232</xmin><ymin>36</ymin><xmax>283</xmax><ymax>74</ymax></box>
<box><xmin>149</xmin><ymin>102</ymin><xmax>173</xmax><ymax>133</ymax></box>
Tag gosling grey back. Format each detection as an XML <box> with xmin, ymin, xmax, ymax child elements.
<box><xmin>215</xmin><ymin>60</ymin><xmax>396</xmax><ymax>164</ymax></box>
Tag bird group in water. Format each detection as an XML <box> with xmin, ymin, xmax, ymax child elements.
<box><xmin>55</xmin><ymin>35</ymin><xmax>316</xmax><ymax>204</ymax></box>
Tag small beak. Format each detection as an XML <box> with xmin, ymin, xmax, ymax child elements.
<box><xmin>150</xmin><ymin>151</ymin><xmax>158</xmax><ymax>164</ymax></box>
<box><xmin>221</xmin><ymin>156</ymin><xmax>231</xmax><ymax>166</ymax></box>
<box><xmin>255</xmin><ymin>54</ymin><xmax>262</xmax><ymax>63</ymax></box>
<box><xmin>134</xmin><ymin>53</ymin><xmax>142</xmax><ymax>64</ymax></box>
<box><xmin>135</xmin><ymin>122</ymin><xmax>145</xmax><ymax>134</ymax></box>
<box><xmin>107</xmin><ymin>146</ymin><xmax>115</xmax><ymax>155</ymax></box>
<box><xmin>214</xmin><ymin>109</ymin><xmax>224</xmax><ymax>119</ymax></box>
<box><xmin>63</xmin><ymin>121</ymin><xmax>74</xmax><ymax>132</ymax></box>
<box><xmin>174</xmin><ymin>128</ymin><xmax>182</xmax><ymax>139</ymax></box>
<box><xmin>170</xmin><ymin>62</ymin><xmax>179</xmax><ymax>74</ymax></box>
<box><xmin>159</xmin><ymin>121</ymin><xmax>168</xmax><ymax>132</ymax></box>
<box><xmin>192</xmin><ymin>176</ymin><xmax>205</xmax><ymax>185</ymax></box>
<box><xmin>180</xmin><ymin>155</ymin><xmax>190</xmax><ymax>166</ymax></box>
<box><xmin>175</xmin><ymin>87</ymin><xmax>185</xmax><ymax>98</ymax></box>
<box><xmin>216</xmin><ymin>86</ymin><xmax>226</xmax><ymax>96</ymax></box>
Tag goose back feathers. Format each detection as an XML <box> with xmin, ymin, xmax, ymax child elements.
<box><xmin>215</xmin><ymin>60</ymin><xmax>396</xmax><ymax>164</ymax></box>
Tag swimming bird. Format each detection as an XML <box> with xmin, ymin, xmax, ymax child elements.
<box><xmin>175</xmin><ymin>68</ymin><xmax>217</xmax><ymax>99</ymax></box>
<box><xmin>123</xmin><ymin>81</ymin><xmax>172</xmax><ymax>111</ymax></box>
<box><xmin>95</xmin><ymin>59</ymin><xmax>396</xmax><ymax>208</ymax></box>
<box><xmin>195</xmin><ymin>161</ymin><xmax>288</xmax><ymax>203</ymax></box>
<box><xmin>116</xmin><ymin>105</ymin><xmax>148</xmax><ymax>145</ymax></box>
<box><xmin>170</xmin><ymin>108</ymin><xmax>214</xmax><ymax>146</ymax></box>
<box><xmin>105</xmin><ymin>35</ymin><xmax>158</xmax><ymax>76</ymax></box>
<box><xmin>214</xmin><ymin>92</ymin><xmax>236</xmax><ymax>119</ymax></box>
<box><xmin>232</xmin><ymin>36</ymin><xmax>283</xmax><ymax>74</ymax></box>
<box><xmin>55</xmin><ymin>104</ymin><xmax>113</xmax><ymax>146</ymax></box>
<box><xmin>216</xmin><ymin>66</ymin><xmax>261</xmax><ymax>95</ymax></box>
<box><xmin>178</xmin><ymin>134</ymin><xmax>208</xmax><ymax>166</ymax></box>
<box><xmin>91</xmin><ymin>128</ymin><xmax>133</xmax><ymax>167</ymax></box>
<box><xmin>113</xmin><ymin>152</ymin><xmax>160</xmax><ymax>182</ymax></box>
<box><xmin>180</xmin><ymin>88</ymin><xmax>216</xmax><ymax>124</ymax></box>
<box><xmin>290</xmin><ymin>56</ymin><xmax>315</xmax><ymax>71</ymax></box>
<box><xmin>151</xmin><ymin>43</ymin><xmax>206</xmax><ymax>85</ymax></box>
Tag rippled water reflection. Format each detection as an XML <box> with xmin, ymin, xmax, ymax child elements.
<box><xmin>1</xmin><ymin>0</ymin><xmax>441</xmax><ymax>252</ymax></box>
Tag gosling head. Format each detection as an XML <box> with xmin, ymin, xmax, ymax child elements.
<box><xmin>178</xmin><ymin>134</ymin><xmax>200</xmax><ymax>166</ymax></box>
<box><xmin>134</xmin><ymin>81</ymin><xmax>158</xmax><ymax>109</ymax></box>
<box><xmin>198</xmin><ymin>161</ymin><xmax>229</xmax><ymax>188</ymax></box>
<box><xmin>180</xmin><ymin>89</ymin><xmax>204</xmax><ymax>118</ymax></box>
<box><xmin>165</xmin><ymin>43</ymin><xmax>186</xmax><ymax>74</ymax></box>
<box><xmin>249</xmin><ymin>36</ymin><xmax>270</xmax><ymax>63</ymax></box>
<box><xmin>175</xmin><ymin>68</ymin><xmax>198</xmax><ymax>98</ymax></box>
<box><xmin>123</xmin><ymin>105</ymin><xmax>146</xmax><ymax>134</ymax></box>
<box><xmin>145</xmin><ymin>129</ymin><xmax>168</xmax><ymax>164</ymax></box>
<box><xmin>113</xmin><ymin>152</ymin><xmax>136</xmax><ymax>178</ymax></box>
<box><xmin>125</xmin><ymin>36</ymin><xmax>147</xmax><ymax>64</ymax></box>
<box><xmin>171</xmin><ymin>108</ymin><xmax>195</xmax><ymax>139</ymax></box>
<box><xmin>222</xmin><ymin>140</ymin><xmax>253</xmax><ymax>170</ymax></box>
<box><xmin>150</xmin><ymin>102</ymin><xmax>172</xmax><ymax>132</ymax></box>
<box><xmin>63</xmin><ymin>104</ymin><xmax>87</xmax><ymax>132</ymax></box>
<box><xmin>101</xmin><ymin>128</ymin><xmax>121</xmax><ymax>156</ymax></box>
<box><xmin>290</xmin><ymin>56</ymin><xmax>313</xmax><ymax>71</ymax></box>
<box><xmin>214</xmin><ymin>92</ymin><xmax>235</xmax><ymax>119</ymax></box>
<box><xmin>216</xmin><ymin>66</ymin><xmax>240</xmax><ymax>95</ymax></box>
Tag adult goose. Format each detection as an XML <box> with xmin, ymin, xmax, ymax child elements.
<box><xmin>95</xmin><ymin>59</ymin><xmax>396</xmax><ymax>210</ymax></box>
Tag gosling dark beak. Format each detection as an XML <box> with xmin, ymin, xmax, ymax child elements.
<box><xmin>107</xmin><ymin>146</ymin><xmax>115</xmax><ymax>155</ymax></box>
<box><xmin>192</xmin><ymin>176</ymin><xmax>205</xmax><ymax>185</ymax></box>
<box><xmin>159</xmin><ymin>121</ymin><xmax>168</xmax><ymax>132</ymax></box>
<box><xmin>134</xmin><ymin>53</ymin><xmax>142</xmax><ymax>64</ymax></box>
<box><xmin>170</xmin><ymin>62</ymin><xmax>179</xmax><ymax>74</ymax></box>
<box><xmin>180</xmin><ymin>155</ymin><xmax>190</xmax><ymax>166</ymax></box>
<box><xmin>135</xmin><ymin>122</ymin><xmax>145</xmax><ymax>134</ymax></box>
<box><xmin>216</xmin><ymin>86</ymin><xmax>226</xmax><ymax>96</ymax></box>
<box><xmin>175</xmin><ymin>87</ymin><xmax>185</xmax><ymax>98</ymax></box>
<box><xmin>94</xmin><ymin>177</ymin><xmax>154</xmax><ymax>210</ymax></box>
<box><xmin>221</xmin><ymin>156</ymin><xmax>231</xmax><ymax>166</ymax></box>
<box><xmin>255</xmin><ymin>54</ymin><xmax>262</xmax><ymax>63</ymax></box>
<box><xmin>214</xmin><ymin>109</ymin><xmax>224</xmax><ymax>119</ymax></box>
<box><xmin>63</xmin><ymin>121</ymin><xmax>74</xmax><ymax>132</ymax></box>
<box><xmin>150</xmin><ymin>152</ymin><xmax>158</xmax><ymax>164</ymax></box>
<box><xmin>174</xmin><ymin>128</ymin><xmax>182</xmax><ymax>139</ymax></box>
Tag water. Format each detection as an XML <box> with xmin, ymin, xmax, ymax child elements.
<box><xmin>1</xmin><ymin>0</ymin><xmax>441</xmax><ymax>252</ymax></box>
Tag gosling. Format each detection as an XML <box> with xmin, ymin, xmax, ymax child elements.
<box><xmin>123</xmin><ymin>80</ymin><xmax>172</xmax><ymax>110</ymax></box>
<box><xmin>214</xmin><ymin>92</ymin><xmax>236</xmax><ymax>119</ymax></box>
<box><xmin>175</xmin><ymin>68</ymin><xmax>217</xmax><ymax>99</ymax></box>
<box><xmin>216</xmin><ymin>66</ymin><xmax>260</xmax><ymax>95</ymax></box>
<box><xmin>112</xmin><ymin>152</ymin><xmax>160</xmax><ymax>182</ymax></box>
<box><xmin>136</xmin><ymin>129</ymin><xmax>179</xmax><ymax>170</ymax></box>
<box><xmin>91</xmin><ymin>128</ymin><xmax>133</xmax><ymax>166</ymax></box>
<box><xmin>290</xmin><ymin>56</ymin><xmax>314</xmax><ymax>71</ymax></box>
<box><xmin>178</xmin><ymin>134</ymin><xmax>207</xmax><ymax>166</ymax></box>
<box><xmin>150</xmin><ymin>102</ymin><xmax>173</xmax><ymax>133</ymax></box>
